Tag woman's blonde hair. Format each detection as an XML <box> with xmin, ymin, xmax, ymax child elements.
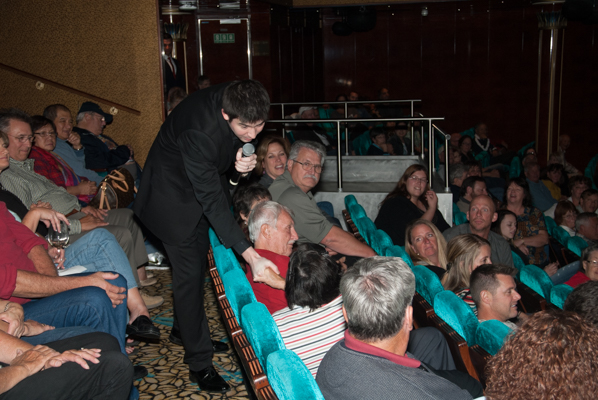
<box><xmin>442</xmin><ymin>234</ymin><xmax>490</xmax><ymax>292</ymax></box>
<box><xmin>405</xmin><ymin>219</ymin><xmax>448</xmax><ymax>269</ymax></box>
<box><xmin>255</xmin><ymin>135</ymin><xmax>290</xmax><ymax>176</ymax></box>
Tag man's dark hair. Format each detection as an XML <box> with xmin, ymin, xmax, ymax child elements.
<box><xmin>30</xmin><ymin>115</ymin><xmax>56</xmax><ymax>134</ymax></box>
<box><xmin>163</xmin><ymin>33</ymin><xmax>173</xmax><ymax>41</ymax></box>
<box><xmin>503</xmin><ymin>177</ymin><xmax>533</xmax><ymax>208</ymax></box>
<box><xmin>285</xmin><ymin>243</ymin><xmax>341</xmax><ymax>311</ymax></box>
<box><xmin>222</xmin><ymin>80</ymin><xmax>270</xmax><ymax>123</ymax></box>
<box><xmin>460</xmin><ymin>176</ymin><xmax>486</xmax><ymax>198</ymax></box>
<box><xmin>569</xmin><ymin>175</ymin><xmax>592</xmax><ymax>191</ymax></box>
<box><xmin>369</xmin><ymin>127</ymin><xmax>385</xmax><ymax>140</ymax></box>
<box><xmin>546</xmin><ymin>163</ymin><xmax>564</xmax><ymax>174</ymax></box>
<box><xmin>464</xmin><ymin>159</ymin><xmax>482</xmax><ymax>169</ymax></box>
<box><xmin>581</xmin><ymin>188</ymin><xmax>598</xmax><ymax>201</ymax></box>
<box><xmin>232</xmin><ymin>183</ymin><xmax>271</xmax><ymax>226</ymax></box>
<box><xmin>42</xmin><ymin>104</ymin><xmax>70</xmax><ymax>122</ymax></box>
<box><xmin>470</xmin><ymin>264</ymin><xmax>518</xmax><ymax>305</ymax></box>
<box><xmin>564</xmin><ymin>281</ymin><xmax>598</xmax><ymax>328</ymax></box>
<box><xmin>0</xmin><ymin>108</ymin><xmax>32</xmax><ymax>135</ymax></box>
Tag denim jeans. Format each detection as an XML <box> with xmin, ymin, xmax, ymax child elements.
<box><xmin>64</xmin><ymin>228</ymin><xmax>138</xmax><ymax>290</ymax></box>
<box><xmin>22</xmin><ymin>276</ymin><xmax>128</xmax><ymax>354</ymax></box>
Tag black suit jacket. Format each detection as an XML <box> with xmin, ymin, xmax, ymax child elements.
<box><xmin>163</xmin><ymin>56</ymin><xmax>186</xmax><ymax>95</ymax></box>
<box><xmin>134</xmin><ymin>83</ymin><xmax>249</xmax><ymax>252</ymax></box>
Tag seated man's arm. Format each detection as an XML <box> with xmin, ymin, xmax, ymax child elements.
<box><xmin>27</xmin><ymin>245</ymin><xmax>57</xmax><ymax>277</ymax></box>
<box><xmin>320</xmin><ymin>226</ymin><xmax>376</xmax><ymax>258</ymax></box>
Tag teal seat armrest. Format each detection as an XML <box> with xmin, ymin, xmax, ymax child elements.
<box><xmin>475</xmin><ymin>320</ymin><xmax>513</xmax><ymax>356</ymax></box>
<box><xmin>267</xmin><ymin>350</ymin><xmax>325</xmax><ymax>400</ymax></box>
<box><xmin>241</xmin><ymin>302</ymin><xmax>286</xmax><ymax>371</ymax></box>
<box><xmin>550</xmin><ymin>284</ymin><xmax>574</xmax><ymax>309</ymax></box>
<box><xmin>222</xmin><ymin>269</ymin><xmax>257</xmax><ymax>325</ymax></box>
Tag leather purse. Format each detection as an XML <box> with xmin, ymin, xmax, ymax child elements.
<box><xmin>88</xmin><ymin>168</ymin><xmax>136</xmax><ymax>210</ymax></box>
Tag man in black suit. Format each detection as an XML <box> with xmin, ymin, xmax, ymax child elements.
<box><xmin>162</xmin><ymin>34</ymin><xmax>186</xmax><ymax>97</ymax></box>
<box><xmin>134</xmin><ymin>80</ymin><xmax>277</xmax><ymax>392</ymax></box>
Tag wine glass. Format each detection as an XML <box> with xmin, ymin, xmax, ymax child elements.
<box><xmin>47</xmin><ymin>220</ymin><xmax>70</xmax><ymax>250</ymax></box>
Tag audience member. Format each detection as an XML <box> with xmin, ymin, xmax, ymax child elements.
<box><xmin>449</xmin><ymin>163</ymin><xmax>469</xmax><ymax>203</ymax></box>
<box><xmin>43</xmin><ymin>104</ymin><xmax>104</xmax><ymax>184</ymax></box>
<box><xmin>197</xmin><ymin>75</ymin><xmax>211</xmax><ymax>90</ymax></box>
<box><xmin>563</xmin><ymin>280</ymin><xmax>598</xmax><ymax>327</ymax></box>
<box><xmin>374</xmin><ymin>87</ymin><xmax>402</xmax><ymax>118</ymax></box>
<box><xmin>166</xmin><ymin>87</ymin><xmax>187</xmax><ymax>115</ymax></box>
<box><xmin>565</xmin><ymin>244</ymin><xmax>598</xmax><ymax>288</ymax></box>
<box><xmin>576</xmin><ymin>212</ymin><xmax>598</xmax><ymax>246</ymax></box>
<box><xmin>444</xmin><ymin>195</ymin><xmax>514</xmax><ymax>267</ymax></box>
<box><xmin>458</xmin><ymin>135</ymin><xmax>475</xmax><ymax>162</ymax></box>
<box><xmin>232</xmin><ymin>183</ymin><xmax>271</xmax><ymax>239</ymax></box>
<box><xmin>520</xmin><ymin>147</ymin><xmax>538</xmax><ymax>170</ymax></box>
<box><xmin>541</xmin><ymin>163</ymin><xmax>566</xmax><ymax>201</ymax></box>
<box><xmin>471</xmin><ymin>122</ymin><xmax>495</xmax><ymax>156</ymax></box>
<box><xmin>544</xmin><ymin>175</ymin><xmax>591</xmax><ymax>218</ymax></box>
<box><xmin>366</xmin><ymin>127</ymin><xmax>390</xmax><ymax>155</ymax></box>
<box><xmin>162</xmin><ymin>33</ymin><xmax>185</xmax><ymax>97</ymax></box>
<box><xmin>470</xmin><ymin>264</ymin><xmax>526</xmax><ymax>329</ymax></box>
<box><xmin>375</xmin><ymin>164</ymin><xmax>449</xmax><ymax>246</ymax></box>
<box><xmin>579</xmin><ymin>188</ymin><xmax>598</xmax><ymax>214</ymax></box>
<box><xmin>554</xmin><ymin>200</ymin><xmax>578</xmax><ymax>236</ymax></box>
<box><xmin>442</xmin><ymin>234</ymin><xmax>492</xmax><ymax>315</ymax></box>
<box><xmin>556</xmin><ymin>134</ymin><xmax>581</xmax><ymax>176</ymax></box>
<box><xmin>287</xmin><ymin>106</ymin><xmax>331</xmax><ymax>152</ymax></box>
<box><xmin>524</xmin><ymin>162</ymin><xmax>557</xmax><ymax>212</ymax></box>
<box><xmin>269</xmin><ymin>141</ymin><xmax>375</xmax><ymax>258</ymax></box>
<box><xmin>388</xmin><ymin>121</ymin><xmax>411</xmax><ymax>156</ymax></box>
<box><xmin>245</xmin><ymin>201</ymin><xmax>298</xmax><ymax>313</ymax></box>
<box><xmin>485</xmin><ymin>311</ymin><xmax>598</xmax><ymax>400</ymax></box>
<box><xmin>254</xmin><ymin>135</ymin><xmax>290</xmax><ymax>188</ymax></box>
<box><xmin>456</xmin><ymin>176</ymin><xmax>488</xmax><ymax>213</ymax></box>
<box><xmin>405</xmin><ymin>219</ymin><xmax>449</xmax><ymax>279</ymax></box>
<box><xmin>316</xmin><ymin>256</ymin><xmax>482</xmax><ymax>399</ymax></box>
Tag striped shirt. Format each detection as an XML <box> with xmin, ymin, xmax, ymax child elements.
<box><xmin>273</xmin><ymin>295</ymin><xmax>345</xmax><ymax>377</ymax></box>
<box><xmin>0</xmin><ymin>158</ymin><xmax>83</xmax><ymax>233</ymax></box>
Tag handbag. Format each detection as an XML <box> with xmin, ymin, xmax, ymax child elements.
<box><xmin>88</xmin><ymin>168</ymin><xmax>136</xmax><ymax>210</ymax></box>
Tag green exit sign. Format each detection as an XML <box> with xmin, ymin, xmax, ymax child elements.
<box><xmin>214</xmin><ymin>33</ymin><xmax>235</xmax><ymax>44</ymax></box>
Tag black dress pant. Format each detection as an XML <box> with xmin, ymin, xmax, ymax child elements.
<box><xmin>163</xmin><ymin>215</ymin><xmax>214</xmax><ymax>371</ymax></box>
<box><xmin>0</xmin><ymin>332</ymin><xmax>133</xmax><ymax>400</ymax></box>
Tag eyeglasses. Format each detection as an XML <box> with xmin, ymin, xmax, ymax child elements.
<box><xmin>292</xmin><ymin>159</ymin><xmax>322</xmax><ymax>173</ymax></box>
<box><xmin>527</xmin><ymin>151</ymin><xmax>536</xmax><ymax>155</ymax></box>
<box><xmin>94</xmin><ymin>114</ymin><xmax>105</xmax><ymax>122</ymax></box>
<box><xmin>9</xmin><ymin>135</ymin><xmax>34</xmax><ymax>143</ymax></box>
<box><xmin>408</xmin><ymin>175</ymin><xmax>428</xmax><ymax>184</ymax></box>
<box><xmin>34</xmin><ymin>131</ymin><xmax>57</xmax><ymax>138</ymax></box>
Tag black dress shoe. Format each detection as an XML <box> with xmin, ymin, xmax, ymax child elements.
<box><xmin>127</xmin><ymin>315</ymin><xmax>160</xmax><ymax>341</ymax></box>
<box><xmin>190</xmin><ymin>366</ymin><xmax>230</xmax><ymax>392</ymax></box>
<box><xmin>133</xmin><ymin>365</ymin><xmax>148</xmax><ymax>380</ymax></box>
<box><xmin>169</xmin><ymin>328</ymin><xmax>228</xmax><ymax>353</ymax></box>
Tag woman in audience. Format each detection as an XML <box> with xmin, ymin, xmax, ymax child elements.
<box><xmin>29</xmin><ymin>116</ymin><xmax>97</xmax><ymax>206</ymax></box>
<box><xmin>374</xmin><ymin>164</ymin><xmax>449</xmax><ymax>245</ymax></box>
<box><xmin>485</xmin><ymin>311</ymin><xmax>598</xmax><ymax>400</ymax></box>
<box><xmin>503</xmin><ymin>177</ymin><xmax>554</xmax><ymax>270</ymax></box>
<box><xmin>405</xmin><ymin>219</ymin><xmax>449</xmax><ymax>279</ymax></box>
<box><xmin>232</xmin><ymin>183</ymin><xmax>272</xmax><ymax>240</ymax></box>
<box><xmin>254</xmin><ymin>136</ymin><xmax>290</xmax><ymax>188</ymax></box>
<box><xmin>458</xmin><ymin>135</ymin><xmax>476</xmax><ymax>162</ymax></box>
<box><xmin>554</xmin><ymin>200</ymin><xmax>578</xmax><ymax>236</ymax></box>
<box><xmin>565</xmin><ymin>244</ymin><xmax>598</xmax><ymax>288</ymax></box>
<box><xmin>541</xmin><ymin>163</ymin><xmax>566</xmax><ymax>201</ymax></box>
<box><xmin>442</xmin><ymin>234</ymin><xmax>492</xmax><ymax>314</ymax></box>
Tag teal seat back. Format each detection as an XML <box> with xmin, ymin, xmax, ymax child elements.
<box><xmin>267</xmin><ymin>350</ymin><xmax>325</xmax><ymax>400</ymax></box>
<box><xmin>355</xmin><ymin>217</ymin><xmax>376</xmax><ymax>245</ymax></box>
<box><xmin>352</xmin><ymin>131</ymin><xmax>371</xmax><ymax>156</ymax></box>
<box><xmin>475</xmin><ymin>320</ymin><xmax>513</xmax><ymax>356</ymax></box>
<box><xmin>550</xmin><ymin>284</ymin><xmax>574</xmax><ymax>310</ymax></box>
<box><xmin>585</xmin><ymin>154</ymin><xmax>598</xmax><ymax>189</ymax></box>
<box><xmin>474</xmin><ymin>151</ymin><xmax>490</xmax><ymax>168</ymax></box>
<box><xmin>460</xmin><ymin>128</ymin><xmax>475</xmax><ymax>139</ymax></box>
<box><xmin>372</xmin><ymin>229</ymin><xmax>394</xmax><ymax>255</ymax></box>
<box><xmin>511</xmin><ymin>251</ymin><xmax>525</xmax><ymax>277</ymax></box>
<box><xmin>344</xmin><ymin>194</ymin><xmax>358</xmax><ymax>211</ymax></box>
<box><xmin>241</xmin><ymin>303</ymin><xmax>286</xmax><ymax>371</ymax></box>
<box><xmin>544</xmin><ymin>216</ymin><xmax>557</xmax><ymax>236</ymax></box>
<box><xmin>454</xmin><ymin>211</ymin><xmax>468</xmax><ymax>226</ymax></box>
<box><xmin>552</xmin><ymin>226</ymin><xmax>571</xmax><ymax>247</ymax></box>
<box><xmin>568</xmin><ymin>236</ymin><xmax>589</xmax><ymax>257</ymax></box>
<box><xmin>434</xmin><ymin>290</ymin><xmax>479</xmax><ymax>346</ymax></box>
<box><xmin>222</xmin><ymin>269</ymin><xmax>257</xmax><ymax>324</ymax></box>
<box><xmin>348</xmin><ymin>204</ymin><xmax>366</xmax><ymax>221</ymax></box>
<box><xmin>517</xmin><ymin>141</ymin><xmax>536</xmax><ymax>158</ymax></box>
<box><xmin>209</xmin><ymin>228</ymin><xmax>222</xmax><ymax>248</ymax></box>
<box><xmin>510</xmin><ymin>156</ymin><xmax>521</xmax><ymax>179</ymax></box>
<box><xmin>384</xmin><ymin>245</ymin><xmax>415</xmax><ymax>268</ymax></box>
<box><xmin>212</xmin><ymin>245</ymin><xmax>241</xmax><ymax>277</ymax></box>
<box><xmin>412</xmin><ymin>264</ymin><xmax>444</xmax><ymax>306</ymax></box>
<box><xmin>520</xmin><ymin>265</ymin><xmax>553</xmax><ymax>299</ymax></box>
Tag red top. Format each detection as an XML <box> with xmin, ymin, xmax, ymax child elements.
<box><xmin>0</xmin><ymin>202</ymin><xmax>48</xmax><ymax>304</ymax></box>
<box><xmin>565</xmin><ymin>271</ymin><xmax>591</xmax><ymax>289</ymax></box>
<box><xmin>343</xmin><ymin>330</ymin><xmax>421</xmax><ymax>368</ymax></box>
<box><xmin>246</xmin><ymin>248</ymin><xmax>289</xmax><ymax>314</ymax></box>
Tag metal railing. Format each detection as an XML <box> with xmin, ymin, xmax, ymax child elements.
<box><xmin>265</xmin><ymin>116</ymin><xmax>445</xmax><ymax>192</ymax></box>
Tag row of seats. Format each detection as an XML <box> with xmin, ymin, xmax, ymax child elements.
<box><xmin>208</xmin><ymin>229</ymin><xmax>325</xmax><ymax>400</ymax></box>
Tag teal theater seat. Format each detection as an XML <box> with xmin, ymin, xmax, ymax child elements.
<box><xmin>544</xmin><ymin>216</ymin><xmax>557</xmax><ymax>236</ymax></box>
<box><xmin>267</xmin><ymin>350</ymin><xmax>325</xmax><ymax>400</ymax></box>
<box><xmin>474</xmin><ymin>151</ymin><xmax>490</xmax><ymax>168</ymax></box>
<box><xmin>355</xmin><ymin>217</ymin><xmax>376</xmax><ymax>246</ymax></box>
<box><xmin>344</xmin><ymin>194</ymin><xmax>358</xmax><ymax>211</ymax></box>
<box><xmin>511</xmin><ymin>251</ymin><xmax>525</xmax><ymax>277</ymax></box>
<box><xmin>550</xmin><ymin>284</ymin><xmax>574</xmax><ymax>310</ymax></box>
<box><xmin>372</xmin><ymin>229</ymin><xmax>394</xmax><ymax>255</ymax></box>
<box><xmin>509</xmin><ymin>156</ymin><xmax>521</xmax><ymax>179</ymax></box>
<box><xmin>475</xmin><ymin>320</ymin><xmax>513</xmax><ymax>356</ymax></box>
<box><xmin>384</xmin><ymin>245</ymin><xmax>415</xmax><ymax>268</ymax></box>
<box><xmin>520</xmin><ymin>264</ymin><xmax>553</xmax><ymax>300</ymax></box>
<box><xmin>241</xmin><ymin>302</ymin><xmax>286</xmax><ymax>371</ymax></box>
<box><xmin>552</xmin><ymin>226</ymin><xmax>571</xmax><ymax>248</ymax></box>
<box><xmin>585</xmin><ymin>154</ymin><xmax>598</xmax><ymax>189</ymax></box>
<box><xmin>208</xmin><ymin>228</ymin><xmax>222</xmax><ymax>248</ymax></box>
<box><xmin>568</xmin><ymin>236</ymin><xmax>588</xmax><ymax>257</ymax></box>
<box><xmin>517</xmin><ymin>141</ymin><xmax>535</xmax><ymax>158</ymax></box>
<box><xmin>348</xmin><ymin>203</ymin><xmax>366</xmax><ymax>221</ymax></box>
<box><xmin>412</xmin><ymin>265</ymin><xmax>444</xmax><ymax>307</ymax></box>
<box><xmin>352</xmin><ymin>131</ymin><xmax>371</xmax><ymax>155</ymax></box>
<box><xmin>434</xmin><ymin>290</ymin><xmax>479</xmax><ymax>346</ymax></box>
<box><xmin>212</xmin><ymin>245</ymin><xmax>242</xmax><ymax>277</ymax></box>
<box><xmin>222</xmin><ymin>269</ymin><xmax>257</xmax><ymax>325</ymax></box>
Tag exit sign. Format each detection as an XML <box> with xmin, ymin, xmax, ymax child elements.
<box><xmin>214</xmin><ymin>33</ymin><xmax>235</xmax><ymax>44</ymax></box>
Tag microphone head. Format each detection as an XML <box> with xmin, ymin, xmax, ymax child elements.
<box><xmin>242</xmin><ymin>143</ymin><xmax>255</xmax><ymax>157</ymax></box>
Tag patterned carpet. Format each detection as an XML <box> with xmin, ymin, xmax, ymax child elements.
<box><xmin>131</xmin><ymin>268</ymin><xmax>251</xmax><ymax>399</ymax></box>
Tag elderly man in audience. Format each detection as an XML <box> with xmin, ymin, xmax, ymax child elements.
<box><xmin>286</xmin><ymin>106</ymin><xmax>331</xmax><ymax>152</ymax></box>
<box><xmin>456</xmin><ymin>176</ymin><xmax>488</xmax><ymax>213</ymax></box>
<box><xmin>0</xmin><ymin>109</ymin><xmax>153</xmax><ymax>299</ymax></box>
<box><xmin>43</xmin><ymin>104</ymin><xmax>104</xmax><ymax>184</ymax></box>
<box><xmin>449</xmin><ymin>163</ymin><xmax>469</xmax><ymax>203</ymax></box>
<box><xmin>245</xmin><ymin>201</ymin><xmax>298</xmax><ymax>313</ymax></box>
<box><xmin>269</xmin><ymin>140</ymin><xmax>376</xmax><ymax>259</ymax></box>
<box><xmin>316</xmin><ymin>256</ymin><xmax>482</xmax><ymax>399</ymax></box>
<box><xmin>524</xmin><ymin>162</ymin><xmax>557</xmax><ymax>212</ymax></box>
<box><xmin>576</xmin><ymin>212</ymin><xmax>598</xmax><ymax>246</ymax></box>
<box><xmin>470</xmin><ymin>264</ymin><xmax>527</xmax><ymax>330</ymax></box>
<box><xmin>73</xmin><ymin>102</ymin><xmax>138</xmax><ymax>179</ymax></box>
<box><xmin>444</xmin><ymin>195</ymin><xmax>514</xmax><ymax>267</ymax></box>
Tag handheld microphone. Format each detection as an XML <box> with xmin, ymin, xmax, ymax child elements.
<box><xmin>229</xmin><ymin>143</ymin><xmax>255</xmax><ymax>186</ymax></box>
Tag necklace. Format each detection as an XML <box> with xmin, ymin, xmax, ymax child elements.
<box><xmin>474</xmin><ymin>135</ymin><xmax>490</xmax><ymax>152</ymax></box>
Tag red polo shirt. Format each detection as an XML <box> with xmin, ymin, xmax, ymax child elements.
<box><xmin>246</xmin><ymin>248</ymin><xmax>289</xmax><ymax>314</ymax></box>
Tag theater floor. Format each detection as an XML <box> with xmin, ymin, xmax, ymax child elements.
<box><xmin>132</xmin><ymin>268</ymin><xmax>251</xmax><ymax>399</ymax></box>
